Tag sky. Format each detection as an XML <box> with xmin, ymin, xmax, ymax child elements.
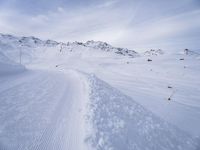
<box><xmin>0</xmin><ymin>0</ymin><xmax>200</xmax><ymax>51</ymax></box>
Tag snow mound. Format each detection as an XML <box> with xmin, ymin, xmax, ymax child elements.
<box><xmin>87</xmin><ymin>75</ymin><xmax>197</xmax><ymax>150</ymax></box>
<box><xmin>144</xmin><ymin>49</ymin><xmax>164</xmax><ymax>56</ymax></box>
<box><xmin>0</xmin><ymin>52</ymin><xmax>25</xmax><ymax>75</ymax></box>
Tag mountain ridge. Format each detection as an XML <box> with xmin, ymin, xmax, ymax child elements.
<box><xmin>0</xmin><ymin>33</ymin><xmax>138</xmax><ymax>57</ymax></box>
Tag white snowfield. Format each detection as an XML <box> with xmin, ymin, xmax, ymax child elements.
<box><xmin>0</xmin><ymin>34</ymin><xmax>200</xmax><ymax>150</ymax></box>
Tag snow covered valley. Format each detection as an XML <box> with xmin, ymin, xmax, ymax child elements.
<box><xmin>0</xmin><ymin>34</ymin><xmax>200</xmax><ymax>150</ymax></box>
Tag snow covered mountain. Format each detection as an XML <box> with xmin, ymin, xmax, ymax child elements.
<box><xmin>83</xmin><ymin>40</ymin><xmax>138</xmax><ymax>57</ymax></box>
<box><xmin>0</xmin><ymin>33</ymin><xmax>200</xmax><ymax>150</ymax></box>
<box><xmin>143</xmin><ymin>49</ymin><xmax>164</xmax><ymax>56</ymax></box>
<box><xmin>0</xmin><ymin>33</ymin><xmax>138</xmax><ymax>65</ymax></box>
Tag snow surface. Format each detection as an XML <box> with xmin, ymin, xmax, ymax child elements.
<box><xmin>87</xmin><ymin>75</ymin><xmax>197</xmax><ymax>150</ymax></box>
<box><xmin>0</xmin><ymin>52</ymin><xmax>25</xmax><ymax>75</ymax></box>
<box><xmin>0</xmin><ymin>70</ymin><xmax>89</xmax><ymax>150</ymax></box>
<box><xmin>0</xmin><ymin>33</ymin><xmax>200</xmax><ymax>150</ymax></box>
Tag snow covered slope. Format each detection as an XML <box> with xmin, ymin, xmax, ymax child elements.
<box><xmin>90</xmin><ymin>52</ymin><xmax>200</xmax><ymax>137</ymax></box>
<box><xmin>0</xmin><ymin>51</ymin><xmax>25</xmax><ymax>75</ymax></box>
<box><xmin>0</xmin><ymin>33</ymin><xmax>200</xmax><ymax>150</ymax></box>
<box><xmin>87</xmin><ymin>75</ymin><xmax>198</xmax><ymax>150</ymax></box>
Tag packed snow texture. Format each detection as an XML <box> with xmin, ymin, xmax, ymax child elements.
<box><xmin>0</xmin><ymin>33</ymin><xmax>200</xmax><ymax>150</ymax></box>
<box><xmin>0</xmin><ymin>70</ymin><xmax>89</xmax><ymax>150</ymax></box>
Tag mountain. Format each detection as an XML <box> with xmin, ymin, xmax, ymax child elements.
<box><xmin>84</xmin><ymin>40</ymin><xmax>138</xmax><ymax>57</ymax></box>
<box><xmin>143</xmin><ymin>49</ymin><xmax>164</xmax><ymax>56</ymax></box>
<box><xmin>0</xmin><ymin>33</ymin><xmax>138</xmax><ymax>65</ymax></box>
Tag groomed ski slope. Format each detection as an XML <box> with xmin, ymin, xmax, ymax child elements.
<box><xmin>0</xmin><ymin>69</ymin><xmax>198</xmax><ymax>150</ymax></box>
<box><xmin>0</xmin><ymin>34</ymin><xmax>199</xmax><ymax>149</ymax></box>
<box><xmin>0</xmin><ymin>70</ymin><xmax>89</xmax><ymax>150</ymax></box>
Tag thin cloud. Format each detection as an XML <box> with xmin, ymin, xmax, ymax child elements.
<box><xmin>0</xmin><ymin>0</ymin><xmax>199</xmax><ymax>51</ymax></box>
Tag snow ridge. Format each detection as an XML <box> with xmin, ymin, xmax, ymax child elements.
<box><xmin>84</xmin><ymin>40</ymin><xmax>138</xmax><ymax>57</ymax></box>
<box><xmin>87</xmin><ymin>75</ymin><xmax>197</xmax><ymax>150</ymax></box>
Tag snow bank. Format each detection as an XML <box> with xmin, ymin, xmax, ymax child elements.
<box><xmin>86</xmin><ymin>75</ymin><xmax>198</xmax><ymax>150</ymax></box>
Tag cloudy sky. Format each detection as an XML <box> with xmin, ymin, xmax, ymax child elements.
<box><xmin>0</xmin><ymin>0</ymin><xmax>200</xmax><ymax>51</ymax></box>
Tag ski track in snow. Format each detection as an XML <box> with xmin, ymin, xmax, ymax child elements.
<box><xmin>0</xmin><ymin>70</ymin><xmax>88</xmax><ymax>150</ymax></box>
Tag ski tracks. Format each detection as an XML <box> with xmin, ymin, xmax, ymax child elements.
<box><xmin>29</xmin><ymin>70</ymin><xmax>89</xmax><ymax>150</ymax></box>
<box><xmin>0</xmin><ymin>70</ymin><xmax>89</xmax><ymax>150</ymax></box>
